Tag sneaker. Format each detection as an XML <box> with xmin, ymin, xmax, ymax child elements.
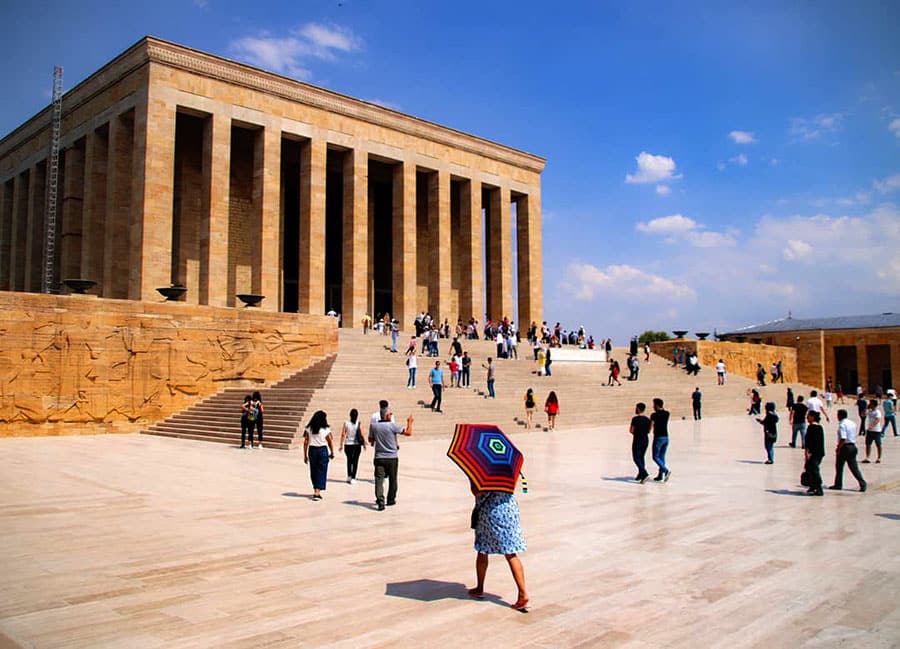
<box><xmin>859</xmin><ymin>483</ymin><xmax>867</xmax><ymax>493</ymax></box>
<box><xmin>875</xmin><ymin>459</ymin><xmax>881</xmax><ymax>464</ymax></box>
<box><xmin>653</xmin><ymin>476</ymin><xmax>663</xmax><ymax>482</ymax></box>
<box><xmin>347</xmin><ymin>478</ymin><xmax>352</xmax><ymax>484</ymax></box>
<box><xmin>639</xmin><ymin>475</ymin><xmax>649</xmax><ymax>484</ymax></box>
<box><xmin>377</xmin><ymin>502</ymin><xmax>385</xmax><ymax>511</ymax></box>
<box><xmin>663</xmin><ymin>470</ymin><xmax>672</xmax><ymax>482</ymax></box>
<box><xmin>862</xmin><ymin>459</ymin><xmax>871</xmax><ymax>463</ymax></box>
<box><xmin>828</xmin><ymin>485</ymin><xmax>841</xmax><ymax>490</ymax></box>
<box><xmin>764</xmin><ymin>460</ymin><xmax>773</xmax><ymax>464</ymax></box>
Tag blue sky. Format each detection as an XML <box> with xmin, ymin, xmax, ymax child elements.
<box><xmin>2</xmin><ymin>1</ymin><xmax>898</xmax><ymax>342</ymax></box>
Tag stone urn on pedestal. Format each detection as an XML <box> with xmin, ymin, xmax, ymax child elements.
<box><xmin>236</xmin><ymin>294</ymin><xmax>265</xmax><ymax>307</ymax></box>
<box><xmin>157</xmin><ymin>284</ymin><xmax>187</xmax><ymax>301</ymax></box>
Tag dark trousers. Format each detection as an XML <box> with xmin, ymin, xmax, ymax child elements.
<box><xmin>692</xmin><ymin>403</ymin><xmax>701</xmax><ymax>420</ymax></box>
<box><xmin>345</xmin><ymin>444</ymin><xmax>361</xmax><ymax>479</ymax></box>
<box><xmin>241</xmin><ymin>417</ymin><xmax>253</xmax><ymax>447</ymax></box>
<box><xmin>308</xmin><ymin>445</ymin><xmax>329</xmax><ymax>490</ymax></box>
<box><xmin>805</xmin><ymin>454</ymin><xmax>823</xmax><ymax>491</ymax></box>
<box><xmin>461</xmin><ymin>367</ymin><xmax>470</xmax><ymax>387</ymax></box>
<box><xmin>632</xmin><ymin>436</ymin><xmax>649</xmax><ymax>479</ymax></box>
<box><xmin>833</xmin><ymin>443</ymin><xmax>866</xmax><ymax>489</ymax></box>
<box><xmin>253</xmin><ymin>417</ymin><xmax>263</xmax><ymax>444</ymax></box>
<box><xmin>374</xmin><ymin>457</ymin><xmax>399</xmax><ymax>505</ymax></box>
<box><xmin>430</xmin><ymin>384</ymin><xmax>443</xmax><ymax>410</ymax></box>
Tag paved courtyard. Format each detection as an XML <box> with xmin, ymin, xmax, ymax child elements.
<box><xmin>1</xmin><ymin>415</ymin><xmax>899</xmax><ymax>648</ymax></box>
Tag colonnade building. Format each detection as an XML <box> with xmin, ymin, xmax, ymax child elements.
<box><xmin>0</xmin><ymin>37</ymin><xmax>545</xmax><ymax>329</ymax></box>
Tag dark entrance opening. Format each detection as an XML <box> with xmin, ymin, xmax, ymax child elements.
<box><xmin>867</xmin><ymin>344</ymin><xmax>892</xmax><ymax>392</ymax></box>
<box><xmin>833</xmin><ymin>345</ymin><xmax>857</xmax><ymax>392</ymax></box>
<box><xmin>369</xmin><ymin>160</ymin><xmax>394</xmax><ymax>319</ymax></box>
<box><xmin>325</xmin><ymin>149</ymin><xmax>345</xmax><ymax>315</ymax></box>
<box><xmin>281</xmin><ymin>138</ymin><xmax>302</xmax><ymax>313</ymax></box>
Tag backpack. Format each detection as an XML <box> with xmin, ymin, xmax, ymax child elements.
<box><xmin>525</xmin><ymin>394</ymin><xmax>535</xmax><ymax>408</ymax></box>
<box><xmin>247</xmin><ymin>402</ymin><xmax>260</xmax><ymax>422</ymax></box>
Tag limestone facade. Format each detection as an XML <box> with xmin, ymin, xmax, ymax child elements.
<box><xmin>0</xmin><ymin>292</ymin><xmax>337</xmax><ymax>437</ymax></box>
<box><xmin>0</xmin><ymin>37</ymin><xmax>545</xmax><ymax>330</ymax></box>
<box><xmin>651</xmin><ymin>339</ymin><xmax>799</xmax><ymax>385</ymax></box>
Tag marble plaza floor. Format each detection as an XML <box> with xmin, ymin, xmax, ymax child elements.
<box><xmin>1</xmin><ymin>415</ymin><xmax>899</xmax><ymax>648</ymax></box>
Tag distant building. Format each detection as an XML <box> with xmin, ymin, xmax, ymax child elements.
<box><xmin>720</xmin><ymin>313</ymin><xmax>900</xmax><ymax>392</ymax></box>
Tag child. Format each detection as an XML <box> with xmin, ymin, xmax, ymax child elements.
<box><xmin>756</xmin><ymin>401</ymin><xmax>779</xmax><ymax>464</ymax></box>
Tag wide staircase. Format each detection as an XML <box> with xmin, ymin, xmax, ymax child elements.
<box><xmin>305</xmin><ymin>328</ymin><xmax>818</xmax><ymax>440</ymax></box>
<box><xmin>142</xmin><ymin>356</ymin><xmax>336</xmax><ymax>450</ymax></box>
<box><xmin>142</xmin><ymin>328</ymin><xmax>818</xmax><ymax>448</ymax></box>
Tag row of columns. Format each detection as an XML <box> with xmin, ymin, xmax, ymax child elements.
<box><xmin>0</xmin><ymin>97</ymin><xmax>542</xmax><ymax>330</ymax></box>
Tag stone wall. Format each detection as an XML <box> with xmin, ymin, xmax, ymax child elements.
<box><xmin>650</xmin><ymin>339</ymin><xmax>798</xmax><ymax>384</ymax></box>
<box><xmin>0</xmin><ymin>291</ymin><xmax>337</xmax><ymax>437</ymax></box>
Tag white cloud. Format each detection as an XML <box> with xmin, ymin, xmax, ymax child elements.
<box><xmin>783</xmin><ymin>239</ymin><xmax>812</xmax><ymax>260</ymax></box>
<box><xmin>229</xmin><ymin>23</ymin><xmax>362</xmax><ymax>80</ymax></box>
<box><xmin>729</xmin><ymin>130</ymin><xmax>756</xmax><ymax>144</ymax></box>
<box><xmin>836</xmin><ymin>192</ymin><xmax>871</xmax><ymax>207</ymax></box>
<box><xmin>561</xmin><ymin>263</ymin><xmax>695</xmax><ymax>301</ymax></box>
<box><xmin>637</xmin><ymin>214</ymin><xmax>697</xmax><ymax>234</ymax></box>
<box><xmin>890</xmin><ymin>118</ymin><xmax>900</xmax><ymax>139</ymax></box>
<box><xmin>790</xmin><ymin>113</ymin><xmax>843</xmax><ymax>141</ymax></box>
<box><xmin>770</xmin><ymin>158</ymin><xmax>780</xmax><ymax>166</ymax></box>
<box><xmin>873</xmin><ymin>173</ymin><xmax>900</xmax><ymax>194</ymax></box>
<box><xmin>655</xmin><ymin>185</ymin><xmax>671</xmax><ymax>196</ymax></box>
<box><xmin>729</xmin><ymin>153</ymin><xmax>748</xmax><ymax>166</ymax></box>
<box><xmin>625</xmin><ymin>152</ymin><xmax>681</xmax><ymax>184</ymax></box>
<box><xmin>636</xmin><ymin>214</ymin><xmax>736</xmax><ymax>247</ymax></box>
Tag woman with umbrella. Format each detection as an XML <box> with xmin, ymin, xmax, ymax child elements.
<box><xmin>448</xmin><ymin>424</ymin><xmax>529</xmax><ymax>611</ymax></box>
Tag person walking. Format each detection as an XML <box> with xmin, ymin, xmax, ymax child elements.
<box><xmin>544</xmin><ymin>391</ymin><xmax>560</xmax><ymax>430</ymax></box>
<box><xmin>756</xmin><ymin>401</ymin><xmax>779</xmax><ymax>464</ymax></box>
<box><xmin>429</xmin><ymin>360</ymin><xmax>446</xmax><ymax>413</ymax></box>
<box><xmin>467</xmin><ymin>481</ymin><xmax>529</xmax><ymax>611</ymax></box>
<box><xmin>461</xmin><ymin>351</ymin><xmax>472</xmax><ymax>388</ymax></box>
<box><xmin>691</xmin><ymin>387</ymin><xmax>702</xmax><ymax>421</ymax></box>
<box><xmin>789</xmin><ymin>395</ymin><xmax>808</xmax><ymax>448</ymax></box>
<box><xmin>249</xmin><ymin>391</ymin><xmax>265</xmax><ymax>449</ymax></box>
<box><xmin>650</xmin><ymin>398</ymin><xmax>671</xmax><ymax>481</ymax></box>
<box><xmin>862</xmin><ymin>399</ymin><xmax>883</xmax><ymax>464</ymax></box>
<box><xmin>368</xmin><ymin>404</ymin><xmax>414</xmax><ymax>510</ymax></box>
<box><xmin>882</xmin><ymin>394</ymin><xmax>897</xmax><ymax>437</ymax></box>
<box><xmin>240</xmin><ymin>395</ymin><xmax>253</xmax><ymax>449</ymax></box>
<box><xmin>390</xmin><ymin>319</ymin><xmax>400</xmax><ymax>353</ymax></box>
<box><xmin>483</xmin><ymin>358</ymin><xmax>496</xmax><ymax>399</ymax></box>
<box><xmin>523</xmin><ymin>388</ymin><xmax>536</xmax><ymax>429</ymax></box>
<box><xmin>630</xmin><ymin>402</ymin><xmax>651</xmax><ymax>483</ymax></box>
<box><xmin>715</xmin><ymin>359</ymin><xmax>726</xmax><ymax>385</ymax></box>
<box><xmin>406</xmin><ymin>348</ymin><xmax>417</xmax><ymax>389</ymax></box>
<box><xmin>302</xmin><ymin>410</ymin><xmax>334</xmax><ymax>501</ymax></box>
<box><xmin>806</xmin><ymin>390</ymin><xmax>830</xmax><ymax>423</ymax></box>
<box><xmin>803</xmin><ymin>411</ymin><xmax>825</xmax><ymax>496</ymax></box>
<box><xmin>535</xmin><ymin>347</ymin><xmax>545</xmax><ymax>376</ymax></box>
<box><xmin>748</xmin><ymin>388</ymin><xmax>762</xmax><ymax>415</ymax></box>
<box><xmin>829</xmin><ymin>409</ymin><xmax>866</xmax><ymax>492</ymax></box>
<box><xmin>339</xmin><ymin>409</ymin><xmax>366</xmax><ymax>484</ymax></box>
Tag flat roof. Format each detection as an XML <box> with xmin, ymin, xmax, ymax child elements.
<box><xmin>721</xmin><ymin>313</ymin><xmax>900</xmax><ymax>335</ymax></box>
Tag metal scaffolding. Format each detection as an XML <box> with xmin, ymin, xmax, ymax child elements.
<box><xmin>42</xmin><ymin>65</ymin><xmax>63</xmax><ymax>294</ymax></box>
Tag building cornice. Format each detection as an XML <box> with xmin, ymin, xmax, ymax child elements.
<box><xmin>2</xmin><ymin>36</ymin><xmax>546</xmax><ymax>176</ymax></box>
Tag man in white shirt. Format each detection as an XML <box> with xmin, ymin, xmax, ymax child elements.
<box><xmin>715</xmin><ymin>359</ymin><xmax>726</xmax><ymax>385</ymax></box>
<box><xmin>806</xmin><ymin>390</ymin><xmax>830</xmax><ymax>423</ymax></box>
<box><xmin>862</xmin><ymin>400</ymin><xmax>883</xmax><ymax>464</ymax></box>
<box><xmin>829</xmin><ymin>409</ymin><xmax>867</xmax><ymax>492</ymax></box>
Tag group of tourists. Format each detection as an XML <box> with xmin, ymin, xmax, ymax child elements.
<box><xmin>522</xmin><ymin>388</ymin><xmax>559</xmax><ymax>430</ymax></box>
<box><xmin>526</xmin><ymin>321</ymin><xmax>604</xmax><ymax>351</ymax></box>
<box><xmin>755</xmin><ymin>360</ymin><xmax>784</xmax><ymax>386</ymax></box>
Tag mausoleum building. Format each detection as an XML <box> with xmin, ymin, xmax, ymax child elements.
<box><xmin>0</xmin><ymin>36</ymin><xmax>545</xmax><ymax>329</ymax></box>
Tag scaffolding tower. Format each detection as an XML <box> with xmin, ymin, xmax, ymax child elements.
<box><xmin>42</xmin><ymin>65</ymin><xmax>63</xmax><ymax>294</ymax></box>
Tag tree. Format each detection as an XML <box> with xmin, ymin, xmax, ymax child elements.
<box><xmin>638</xmin><ymin>330</ymin><xmax>670</xmax><ymax>345</ymax></box>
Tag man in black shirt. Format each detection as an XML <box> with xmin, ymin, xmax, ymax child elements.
<box><xmin>789</xmin><ymin>395</ymin><xmax>808</xmax><ymax>448</ymax></box>
<box><xmin>629</xmin><ymin>402</ymin><xmax>651</xmax><ymax>483</ymax></box>
<box><xmin>650</xmin><ymin>398</ymin><xmax>671</xmax><ymax>482</ymax></box>
<box><xmin>691</xmin><ymin>387</ymin><xmax>702</xmax><ymax>420</ymax></box>
<box><xmin>803</xmin><ymin>410</ymin><xmax>825</xmax><ymax>496</ymax></box>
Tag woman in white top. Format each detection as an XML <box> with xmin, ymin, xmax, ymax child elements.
<box><xmin>406</xmin><ymin>349</ymin><xmax>418</xmax><ymax>388</ymax></box>
<box><xmin>339</xmin><ymin>409</ymin><xmax>366</xmax><ymax>483</ymax></box>
<box><xmin>303</xmin><ymin>410</ymin><xmax>334</xmax><ymax>501</ymax></box>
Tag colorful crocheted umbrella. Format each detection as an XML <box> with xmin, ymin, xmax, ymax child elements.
<box><xmin>447</xmin><ymin>424</ymin><xmax>523</xmax><ymax>493</ymax></box>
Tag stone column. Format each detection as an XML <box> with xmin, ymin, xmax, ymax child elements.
<box><xmin>9</xmin><ymin>172</ymin><xmax>28</xmax><ymax>291</ymax></box>
<box><xmin>0</xmin><ymin>179</ymin><xmax>12</xmax><ymax>290</ymax></box>
<box><xmin>516</xmin><ymin>188</ymin><xmax>542</xmax><ymax>329</ymax></box>
<box><xmin>392</xmin><ymin>160</ymin><xmax>416</xmax><ymax>328</ymax></box>
<box><xmin>130</xmin><ymin>91</ymin><xmax>175</xmax><ymax>301</ymax></box>
<box><xmin>342</xmin><ymin>147</ymin><xmax>368</xmax><ymax>325</ymax></box>
<box><xmin>256</xmin><ymin>124</ymin><xmax>281</xmax><ymax>310</ymax></box>
<box><xmin>59</xmin><ymin>142</ymin><xmax>85</xmax><ymax>282</ymax></box>
<box><xmin>105</xmin><ymin>112</ymin><xmax>135</xmax><ymax>299</ymax></box>
<box><xmin>458</xmin><ymin>177</ymin><xmax>483</xmax><ymax>323</ymax></box>
<box><xmin>200</xmin><ymin>112</ymin><xmax>230</xmax><ymax>307</ymax></box>
<box><xmin>427</xmin><ymin>169</ymin><xmax>451</xmax><ymax>322</ymax></box>
<box><xmin>25</xmin><ymin>162</ymin><xmax>46</xmax><ymax>292</ymax></box>
<box><xmin>487</xmin><ymin>185</ymin><xmax>512</xmax><ymax>322</ymax></box>
<box><xmin>299</xmin><ymin>137</ymin><xmax>326</xmax><ymax>314</ymax></box>
<box><xmin>82</xmin><ymin>127</ymin><xmax>108</xmax><ymax>293</ymax></box>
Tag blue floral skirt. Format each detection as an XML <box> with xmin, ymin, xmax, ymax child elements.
<box><xmin>474</xmin><ymin>491</ymin><xmax>526</xmax><ymax>555</ymax></box>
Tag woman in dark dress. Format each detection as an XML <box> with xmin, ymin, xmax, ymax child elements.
<box><xmin>804</xmin><ymin>411</ymin><xmax>825</xmax><ymax>496</ymax></box>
